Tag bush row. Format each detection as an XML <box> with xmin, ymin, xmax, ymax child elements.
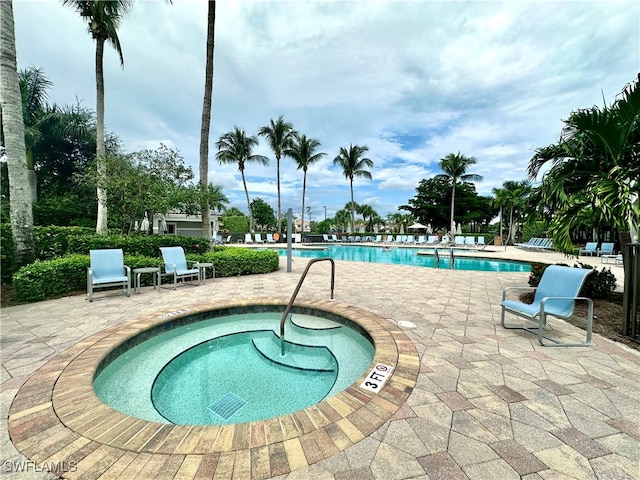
<box><xmin>0</xmin><ymin>224</ymin><xmax>212</xmax><ymax>282</ymax></box>
<box><xmin>528</xmin><ymin>261</ymin><xmax>617</xmax><ymax>299</ymax></box>
<box><xmin>13</xmin><ymin>247</ymin><xmax>280</xmax><ymax>302</ymax></box>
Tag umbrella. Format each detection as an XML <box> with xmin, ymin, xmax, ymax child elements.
<box><xmin>159</xmin><ymin>214</ymin><xmax>168</xmax><ymax>234</ymax></box>
<box><xmin>408</xmin><ymin>222</ymin><xmax>427</xmax><ymax>230</ymax></box>
<box><xmin>140</xmin><ymin>213</ymin><xmax>150</xmax><ymax>233</ymax></box>
<box><xmin>456</xmin><ymin>223</ymin><xmax>462</xmax><ymax>235</ymax></box>
<box><xmin>399</xmin><ymin>224</ymin><xmax>404</xmax><ymax>234</ymax></box>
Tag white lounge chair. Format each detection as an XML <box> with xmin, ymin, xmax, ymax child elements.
<box><xmin>266</xmin><ymin>233</ymin><xmax>276</xmax><ymax>244</ymax></box>
<box><xmin>454</xmin><ymin>236</ymin><xmax>465</xmax><ymax>246</ymax></box>
<box><xmin>244</xmin><ymin>233</ymin><xmax>254</xmax><ymax>244</ymax></box>
<box><xmin>254</xmin><ymin>234</ymin><xmax>265</xmax><ymax>244</ymax></box>
<box><xmin>87</xmin><ymin>249</ymin><xmax>131</xmax><ymax>302</ymax></box>
<box><xmin>465</xmin><ymin>236</ymin><xmax>476</xmax><ymax>247</ymax></box>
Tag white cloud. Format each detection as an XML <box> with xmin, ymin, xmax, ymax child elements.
<box><xmin>13</xmin><ymin>0</ymin><xmax>639</xmax><ymax>225</ymax></box>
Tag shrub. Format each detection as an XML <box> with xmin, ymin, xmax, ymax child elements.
<box><xmin>12</xmin><ymin>247</ymin><xmax>279</xmax><ymax>302</ymax></box>
<box><xmin>528</xmin><ymin>261</ymin><xmax>617</xmax><ymax>299</ymax></box>
<box><xmin>222</xmin><ymin>216</ymin><xmax>249</xmax><ymax>234</ymax></box>
<box><xmin>67</xmin><ymin>234</ymin><xmax>210</xmax><ymax>257</ymax></box>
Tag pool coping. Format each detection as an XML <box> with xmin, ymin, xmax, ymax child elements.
<box><xmin>8</xmin><ymin>297</ymin><xmax>419</xmax><ymax>477</ymax></box>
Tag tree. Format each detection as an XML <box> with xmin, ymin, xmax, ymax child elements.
<box><xmin>63</xmin><ymin>0</ymin><xmax>135</xmax><ymax>234</ymax></box>
<box><xmin>1</xmin><ymin>0</ymin><xmax>35</xmax><ymax>265</ymax></box>
<box><xmin>401</xmin><ymin>176</ymin><xmax>495</xmax><ymax>232</ymax></box>
<box><xmin>333</xmin><ymin>144</ymin><xmax>373</xmax><ymax>233</ymax></box>
<box><xmin>18</xmin><ymin>66</ymin><xmax>53</xmax><ymax>202</ymax></box>
<box><xmin>199</xmin><ymin>0</ymin><xmax>215</xmax><ymax>242</ymax></box>
<box><xmin>77</xmin><ymin>143</ymin><xmax>194</xmax><ymax>232</ymax></box>
<box><xmin>333</xmin><ymin>208</ymin><xmax>351</xmax><ymax>232</ymax></box>
<box><xmin>285</xmin><ymin>133</ymin><xmax>326</xmax><ymax>237</ymax></box>
<box><xmin>258</xmin><ymin>115</ymin><xmax>296</xmax><ymax>234</ymax></box>
<box><xmin>528</xmin><ymin>76</ymin><xmax>639</xmax><ymax>254</ymax></box>
<box><xmin>492</xmin><ymin>180</ymin><xmax>531</xmax><ymax>244</ymax></box>
<box><xmin>215</xmin><ymin>126</ymin><xmax>268</xmax><ymax>233</ymax></box>
<box><xmin>250</xmin><ymin>197</ymin><xmax>276</xmax><ymax>230</ymax></box>
<box><xmin>357</xmin><ymin>203</ymin><xmax>378</xmax><ymax>232</ymax></box>
<box><xmin>437</xmin><ymin>152</ymin><xmax>483</xmax><ymax>233</ymax></box>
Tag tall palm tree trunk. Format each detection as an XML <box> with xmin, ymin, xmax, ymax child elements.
<box><xmin>242</xmin><ymin>172</ymin><xmax>252</xmax><ymax>232</ymax></box>
<box><xmin>450</xmin><ymin>181</ymin><xmax>456</xmax><ymax>233</ymax></box>
<box><xmin>350</xmin><ymin>180</ymin><xmax>355</xmax><ymax>232</ymax></box>
<box><xmin>276</xmin><ymin>153</ymin><xmax>282</xmax><ymax>234</ymax></box>
<box><xmin>301</xmin><ymin>172</ymin><xmax>307</xmax><ymax>235</ymax></box>
<box><xmin>199</xmin><ymin>0</ymin><xmax>215</xmax><ymax>242</ymax></box>
<box><xmin>0</xmin><ymin>0</ymin><xmax>35</xmax><ymax>266</ymax></box>
<box><xmin>95</xmin><ymin>37</ymin><xmax>108</xmax><ymax>234</ymax></box>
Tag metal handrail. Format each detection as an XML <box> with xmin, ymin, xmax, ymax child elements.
<box><xmin>279</xmin><ymin>258</ymin><xmax>335</xmax><ymax>356</ymax></box>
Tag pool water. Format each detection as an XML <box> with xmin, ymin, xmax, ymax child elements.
<box><xmin>278</xmin><ymin>245</ymin><xmax>530</xmax><ymax>272</ymax></box>
<box><xmin>94</xmin><ymin>312</ymin><xmax>374</xmax><ymax>425</ymax></box>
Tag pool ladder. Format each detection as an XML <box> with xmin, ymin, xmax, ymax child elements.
<box><xmin>279</xmin><ymin>258</ymin><xmax>335</xmax><ymax>356</ymax></box>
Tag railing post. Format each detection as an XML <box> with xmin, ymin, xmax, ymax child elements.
<box><xmin>622</xmin><ymin>243</ymin><xmax>640</xmax><ymax>342</ymax></box>
<box><xmin>279</xmin><ymin>258</ymin><xmax>335</xmax><ymax>356</ymax></box>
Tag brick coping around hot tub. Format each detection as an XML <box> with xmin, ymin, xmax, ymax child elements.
<box><xmin>8</xmin><ymin>298</ymin><xmax>419</xmax><ymax>479</ymax></box>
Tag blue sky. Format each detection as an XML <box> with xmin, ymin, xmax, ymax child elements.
<box><xmin>13</xmin><ymin>0</ymin><xmax>639</xmax><ymax>222</ymax></box>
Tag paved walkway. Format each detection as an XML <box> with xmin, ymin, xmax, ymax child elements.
<box><xmin>1</xmin><ymin>247</ymin><xmax>638</xmax><ymax>479</ymax></box>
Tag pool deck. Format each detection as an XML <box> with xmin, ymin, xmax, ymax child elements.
<box><xmin>1</xmin><ymin>246</ymin><xmax>638</xmax><ymax>479</ymax></box>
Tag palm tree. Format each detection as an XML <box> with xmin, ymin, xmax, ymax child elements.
<box><xmin>1</xmin><ymin>0</ymin><xmax>35</xmax><ymax>265</ymax></box>
<box><xmin>357</xmin><ymin>204</ymin><xmax>378</xmax><ymax>232</ymax></box>
<box><xmin>333</xmin><ymin>144</ymin><xmax>373</xmax><ymax>233</ymax></box>
<box><xmin>199</xmin><ymin>0</ymin><xmax>215</xmax><ymax>242</ymax></box>
<box><xmin>19</xmin><ymin>67</ymin><xmax>52</xmax><ymax>202</ymax></box>
<box><xmin>258</xmin><ymin>115</ymin><xmax>296</xmax><ymax>234</ymax></box>
<box><xmin>528</xmin><ymin>76</ymin><xmax>639</xmax><ymax>254</ymax></box>
<box><xmin>493</xmin><ymin>180</ymin><xmax>531</xmax><ymax>244</ymax></box>
<box><xmin>215</xmin><ymin>127</ymin><xmax>268</xmax><ymax>232</ymax></box>
<box><xmin>491</xmin><ymin>187</ymin><xmax>507</xmax><ymax>243</ymax></box>
<box><xmin>285</xmin><ymin>133</ymin><xmax>326</xmax><ymax>235</ymax></box>
<box><xmin>437</xmin><ymin>152</ymin><xmax>483</xmax><ymax>234</ymax></box>
<box><xmin>63</xmin><ymin>0</ymin><xmax>133</xmax><ymax>234</ymax></box>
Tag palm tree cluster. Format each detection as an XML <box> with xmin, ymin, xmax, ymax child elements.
<box><xmin>217</xmin><ymin>118</ymin><xmax>373</xmax><ymax>235</ymax></box>
<box><xmin>527</xmin><ymin>75</ymin><xmax>639</xmax><ymax>254</ymax></box>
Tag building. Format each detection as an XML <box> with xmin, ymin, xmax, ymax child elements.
<box><xmin>152</xmin><ymin>211</ymin><xmax>223</xmax><ymax>238</ymax></box>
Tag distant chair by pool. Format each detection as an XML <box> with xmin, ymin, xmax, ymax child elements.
<box><xmin>579</xmin><ymin>242</ymin><xmax>598</xmax><ymax>256</ymax></box>
<box><xmin>374</xmin><ymin>235</ymin><xmax>382</xmax><ymax>243</ymax></box>
<box><xmin>266</xmin><ymin>233</ymin><xmax>276</xmax><ymax>244</ymax></box>
<box><xmin>244</xmin><ymin>233</ymin><xmax>254</xmax><ymax>244</ymax></box>
<box><xmin>454</xmin><ymin>236</ymin><xmax>465</xmax><ymax>246</ymax></box>
<box><xmin>426</xmin><ymin>235</ymin><xmax>438</xmax><ymax>244</ymax></box>
<box><xmin>416</xmin><ymin>235</ymin><xmax>426</xmax><ymax>244</ymax></box>
<box><xmin>477</xmin><ymin>236</ymin><xmax>485</xmax><ymax>247</ymax></box>
<box><xmin>254</xmin><ymin>233</ymin><xmax>265</xmax><ymax>244</ymax></box>
<box><xmin>465</xmin><ymin>236</ymin><xmax>476</xmax><ymax>247</ymax></box>
<box><xmin>597</xmin><ymin>242</ymin><xmax>614</xmax><ymax>256</ymax></box>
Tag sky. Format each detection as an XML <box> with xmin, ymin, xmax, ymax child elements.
<box><xmin>13</xmin><ymin>0</ymin><xmax>640</xmax><ymax>222</ymax></box>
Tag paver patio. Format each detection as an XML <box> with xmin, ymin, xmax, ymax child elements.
<box><xmin>1</xmin><ymin>246</ymin><xmax>638</xmax><ymax>479</ymax></box>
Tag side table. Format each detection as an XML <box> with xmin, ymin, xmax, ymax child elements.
<box><xmin>194</xmin><ymin>262</ymin><xmax>215</xmax><ymax>284</ymax></box>
<box><xmin>133</xmin><ymin>266</ymin><xmax>161</xmax><ymax>293</ymax></box>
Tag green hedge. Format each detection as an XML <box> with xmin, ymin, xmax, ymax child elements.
<box><xmin>528</xmin><ymin>261</ymin><xmax>617</xmax><ymax>299</ymax></box>
<box><xmin>13</xmin><ymin>247</ymin><xmax>280</xmax><ymax>302</ymax></box>
<box><xmin>1</xmin><ymin>224</ymin><xmax>213</xmax><ymax>283</ymax></box>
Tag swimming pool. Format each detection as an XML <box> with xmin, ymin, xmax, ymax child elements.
<box><xmin>278</xmin><ymin>245</ymin><xmax>530</xmax><ymax>272</ymax></box>
<box><xmin>94</xmin><ymin>308</ymin><xmax>374</xmax><ymax>425</ymax></box>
